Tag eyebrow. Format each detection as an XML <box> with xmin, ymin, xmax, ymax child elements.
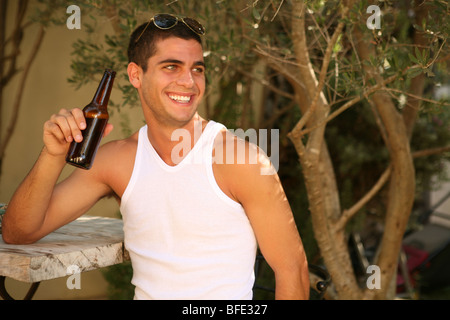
<box><xmin>157</xmin><ymin>59</ymin><xmax>205</xmax><ymax>68</ymax></box>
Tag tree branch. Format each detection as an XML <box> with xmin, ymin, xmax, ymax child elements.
<box><xmin>334</xmin><ymin>144</ymin><xmax>450</xmax><ymax>232</ymax></box>
<box><xmin>402</xmin><ymin>1</ymin><xmax>429</xmax><ymax>139</ymax></box>
<box><xmin>289</xmin><ymin>7</ymin><xmax>348</xmax><ymax>139</ymax></box>
<box><xmin>101</xmin><ymin>0</ymin><xmax>122</xmax><ymax>35</ymax></box>
<box><xmin>1</xmin><ymin>0</ymin><xmax>28</xmax><ymax>87</ymax></box>
<box><xmin>234</xmin><ymin>64</ymin><xmax>295</xmax><ymax>100</ymax></box>
<box><xmin>0</xmin><ymin>25</ymin><xmax>45</xmax><ymax>159</ymax></box>
<box><xmin>336</xmin><ymin>166</ymin><xmax>392</xmax><ymax>231</ymax></box>
<box><xmin>387</xmin><ymin>87</ymin><xmax>450</xmax><ymax>107</ymax></box>
<box><xmin>299</xmin><ymin>73</ymin><xmax>399</xmax><ymax>136</ymax></box>
<box><xmin>412</xmin><ymin>145</ymin><xmax>450</xmax><ymax>158</ymax></box>
<box><xmin>253</xmin><ymin>44</ymin><xmax>308</xmax><ymax>93</ymax></box>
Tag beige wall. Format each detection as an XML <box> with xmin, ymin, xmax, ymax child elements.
<box><xmin>1</xmin><ymin>3</ymin><xmax>143</xmax><ymax>299</ymax></box>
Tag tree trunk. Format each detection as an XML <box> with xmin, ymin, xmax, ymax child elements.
<box><xmin>288</xmin><ymin>0</ymin><xmax>362</xmax><ymax>299</ymax></box>
<box><xmin>353</xmin><ymin>27</ymin><xmax>416</xmax><ymax>300</ymax></box>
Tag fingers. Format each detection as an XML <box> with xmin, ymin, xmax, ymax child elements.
<box><xmin>48</xmin><ymin>108</ymin><xmax>85</xmax><ymax>143</ymax></box>
<box><xmin>103</xmin><ymin>123</ymin><xmax>114</xmax><ymax>138</ymax></box>
<box><xmin>43</xmin><ymin>120</ymin><xmax>66</xmax><ymax>144</ymax></box>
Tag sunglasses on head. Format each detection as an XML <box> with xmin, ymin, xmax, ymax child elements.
<box><xmin>135</xmin><ymin>14</ymin><xmax>206</xmax><ymax>44</ymax></box>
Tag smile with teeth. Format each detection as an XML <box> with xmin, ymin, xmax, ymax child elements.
<box><xmin>168</xmin><ymin>94</ymin><xmax>192</xmax><ymax>103</ymax></box>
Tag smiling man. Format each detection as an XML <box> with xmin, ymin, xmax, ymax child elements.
<box><xmin>2</xmin><ymin>14</ymin><xmax>309</xmax><ymax>300</ymax></box>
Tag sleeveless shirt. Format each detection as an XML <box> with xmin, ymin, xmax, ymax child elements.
<box><xmin>120</xmin><ymin>121</ymin><xmax>258</xmax><ymax>300</ymax></box>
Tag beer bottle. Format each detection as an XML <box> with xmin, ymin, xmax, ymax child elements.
<box><xmin>66</xmin><ymin>69</ymin><xmax>116</xmax><ymax>169</ymax></box>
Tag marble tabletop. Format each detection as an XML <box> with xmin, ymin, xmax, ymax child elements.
<box><xmin>0</xmin><ymin>216</ymin><xmax>128</xmax><ymax>283</ymax></box>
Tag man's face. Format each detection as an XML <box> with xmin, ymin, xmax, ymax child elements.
<box><xmin>138</xmin><ymin>37</ymin><xmax>205</xmax><ymax>128</ymax></box>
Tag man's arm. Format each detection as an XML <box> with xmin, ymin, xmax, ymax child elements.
<box><xmin>2</xmin><ymin>108</ymin><xmax>113</xmax><ymax>244</ymax></box>
<box><xmin>213</xmin><ymin>132</ymin><xmax>310</xmax><ymax>300</ymax></box>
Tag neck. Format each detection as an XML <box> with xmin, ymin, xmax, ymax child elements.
<box><xmin>145</xmin><ymin>113</ymin><xmax>208</xmax><ymax>166</ymax></box>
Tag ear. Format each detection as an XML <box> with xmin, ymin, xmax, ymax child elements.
<box><xmin>127</xmin><ymin>62</ymin><xmax>142</xmax><ymax>89</ymax></box>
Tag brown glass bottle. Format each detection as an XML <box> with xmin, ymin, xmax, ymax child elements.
<box><xmin>66</xmin><ymin>69</ymin><xmax>116</xmax><ymax>169</ymax></box>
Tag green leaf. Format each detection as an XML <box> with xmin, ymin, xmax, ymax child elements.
<box><xmin>252</xmin><ymin>7</ymin><xmax>261</xmax><ymax>21</ymax></box>
<box><xmin>408</xmin><ymin>53</ymin><xmax>420</xmax><ymax>65</ymax></box>
<box><xmin>414</xmin><ymin>47</ymin><xmax>422</xmax><ymax>61</ymax></box>
<box><xmin>406</xmin><ymin>67</ymin><xmax>423</xmax><ymax>79</ymax></box>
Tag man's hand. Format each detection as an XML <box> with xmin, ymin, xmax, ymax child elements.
<box><xmin>43</xmin><ymin>108</ymin><xmax>113</xmax><ymax>157</ymax></box>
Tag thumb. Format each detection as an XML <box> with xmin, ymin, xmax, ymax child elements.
<box><xmin>103</xmin><ymin>123</ymin><xmax>114</xmax><ymax>138</ymax></box>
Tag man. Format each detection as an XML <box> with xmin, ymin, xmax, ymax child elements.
<box><xmin>2</xmin><ymin>14</ymin><xmax>309</xmax><ymax>300</ymax></box>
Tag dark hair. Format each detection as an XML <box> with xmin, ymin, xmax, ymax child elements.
<box><xmin>127</xmin><ymin>21</ymin><xmax>203</xmax><ymax>72</ymax></box>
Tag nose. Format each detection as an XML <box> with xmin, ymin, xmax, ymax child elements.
<box><xmin>176</xmin><ymin>69</ymin><xmax>194</xmax><ymax>88</ymax></box>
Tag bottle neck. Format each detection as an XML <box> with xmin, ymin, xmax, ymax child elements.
<box><xmin>92</xmin><ymin>69</ymin><xmax>116</xmax><ymax>108</ymax></box>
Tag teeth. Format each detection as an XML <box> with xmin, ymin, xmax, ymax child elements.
<box><xmin>169</xmin><ymin>94</ymin><xmax>191</xmax><ymax>103</ymax></box>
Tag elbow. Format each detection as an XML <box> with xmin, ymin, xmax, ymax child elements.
<box><xmin>1</xmin><ymin>209</ymin><xmax>42</xmax><ymax>244</ymax></box>
<box><xmin>1</xmin><ymin>228</ymin><xmax>17</xmax><ymax>244</ymax></box>
<box><xmin>1</xmin><ymin>224</ymin><xmax>39</xmax><ymax>245</ymax></box>
<box><xmin>2</xmin><ymin>228</ymin><xmax>18</xmax><ymax>244</ymax></box>
<box><xmin>273</xmin><ymin>261</ymin><xmax>310</xmax><ymax>300</ymax></box>
<box><xmin>2</xmin><ymin>233</ymin><xmax>15</xmax><ymax>244</ymax></box>
<box><xmin>1</xmin><ymin>219</ymin><xmax>14</xmax><ymax>243</ymax></box>
<box><xmin>2</xmin><ymin>232</ymin><xmax>38</xmax><ymax>245</ymax></box>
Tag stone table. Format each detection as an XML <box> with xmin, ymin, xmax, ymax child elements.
<box><xmin>0</xmin><ymin>216</ymin><xmax>128</xmax><ymax>299</ymax></box>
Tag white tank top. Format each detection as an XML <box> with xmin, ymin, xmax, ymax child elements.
<box><xmin>120</xmin><ymin>121</ymin><xmax>257</xmax><ymax>300</ymax></box>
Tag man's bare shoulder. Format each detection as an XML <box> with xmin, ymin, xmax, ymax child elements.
<box><xmin>212</xmin><ymin>128</ymin><xmax>274</xmax><ymax>174</ymax></box>
<box><xmin>211</xmin><ymin>128</ymin><xmax>278</xmax><ymax>203</ymax></box>
<box><xmin>91</xmin><ymin>131</ymin><xmax>140</xmax><ymax>195</ymax></box>
<box><xmin>101</xmin><ymin>130</ymin><xmax>139</xmax><ymax>153</ymax></box>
